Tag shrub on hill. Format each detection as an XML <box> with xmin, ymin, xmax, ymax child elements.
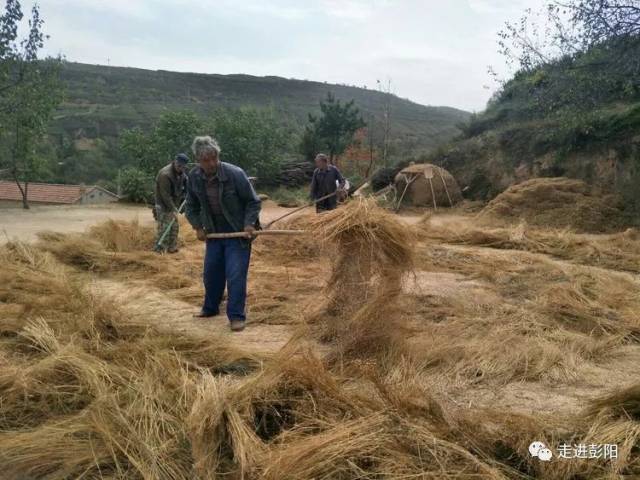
<box><xmin>120</xmin><ymin>167</ymin><xmax>153</xmax><ymax>204</ymax></box>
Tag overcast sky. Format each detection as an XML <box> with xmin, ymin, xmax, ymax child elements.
<box><xmin>29</xmin><ymin>0</ymin><xmax>544</xmax><ymax>112</ymax></box>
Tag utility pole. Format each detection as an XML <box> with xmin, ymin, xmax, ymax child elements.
<box><xmin>377</xmin><ymin>78</ymin><xmax>392</xmax><ymax>167</ymax></box>
<box><xmin>365</xmin><ymin>113</ymin><xmax>376</xmax><ymax>178</ymax></box>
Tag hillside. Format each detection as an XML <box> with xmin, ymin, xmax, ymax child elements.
<box><xmin>428</xmin><ymin>36</ymin><xmax>640</xmax><ymax>214</ymax></box>
<box><xmin>52</xmin><ymin>62</ymin><xmax>468</xmax><ymax>160</ymax></box>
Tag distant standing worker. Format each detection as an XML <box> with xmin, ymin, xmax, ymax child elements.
<box><xmin>185</xmin><ymin>135</ymin><xmax>261</xmax><ymax>332</ymax></box>
<box><xmin>310</xmin><ymin>153</ymin><xmax>346</xmax><ymax>213</ymax></box>
<box><xmin>154</xmin><ymin>153</ymin><xmax>188</xmax><ymax>253</ymax></box>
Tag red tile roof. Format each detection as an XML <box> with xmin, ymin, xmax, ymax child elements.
<box><xmin>0</xmin><ymin>181</ymin><xmax>99</xmax><ymax>204</ymax></box>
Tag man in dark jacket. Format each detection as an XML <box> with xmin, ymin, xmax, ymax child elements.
<box><xmin>154</xmin><ymin>153</ymin><xmax>188</xmax><ymax>253</ymax></box>
<box><xmin>185</xmin><ymin>135</ymin><xmax>261</xmax><ymax>332</ymax></box>
<box><xmin>310</xmin><ymin>153</ymin><xmax>345</xmax><ymax>213</ymax></box>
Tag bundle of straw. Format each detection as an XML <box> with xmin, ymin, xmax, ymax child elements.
<box><xmin>309</xmin><ymin>199</ymin><xmax>416</xmax><ymax>361</ymax></box>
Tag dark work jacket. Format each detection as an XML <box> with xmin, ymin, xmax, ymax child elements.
<box><xmin>310</xmin><ymin>165</ymin><xmax>345</xmax><ymax>200</ymax></box>
<box><xmin>185</xmin><ymin>162</ymin><xmax>261</xmax><ymax>234</ymax></box>
<box><xmin>154</xmin><ymin>163</ymin><xmax>186</xmax><ymax>212</ymax></box>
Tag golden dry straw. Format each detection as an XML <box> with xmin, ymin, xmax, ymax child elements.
<box><xmin>308</xmin><ymin>198</ymin><xmax>416</xmax><ymax>362</ymax></box>
<box><xmin>479</xmin><ymin>177</ymin><xmax>628</xmax><ymax>233</ymax></box>
<box><xmin>2</xmin><ymin>197</ymin><xmax>640</xmax><ymax>479</ymax></box>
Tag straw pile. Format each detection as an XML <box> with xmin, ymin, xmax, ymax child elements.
<box><xmin>549</xmin><ymin>385</ymin><xmax>640</xmax><ymax>478</ymax></box>
<box><xmin>88</xmin><ymin>218</ymin><xmax>156</xmax><ymax>251</ymax></box>
<box><xmin>37</xmin><ymin>230</ymin><xmax>162</xmax><ymax>273</ymax></box>
<box><xmin>88</xmin><ymin>216</ymin><xmax>196</xmax><ymax>251</ymax></box>
<box><xmin>422</xmin><ymin>220</ymin><xmax>640</xmax><ymax>273</ymax></box>
<box><xmin>0</xmin><ymin>246</ymin><xmax>538</xmax><ymax>479</ymax></box>
<box><xmin>5</xmin><ymin>196</ymin><xmax>640</xmax><ymax>478</ymax></box>
<box><xmin>37</xmin><ymin>218</ymin><xmax>198</xmax><ymax>282</ymax></box>
<box><xmin>479</xmin><ymin>177</ymin><xmax>628</xmax><ymax>232</ymax></box>
<box><xmin>254</xmin><ymin>213</ymin><xmax>321</xmax><ymax>261</ymax></box>
<box><xmin>309</xmin><ymin>199</ymin><xmax>415</xmax><ymax>361</ymax></box>
<box><xmin>0</xmin><ymin>242</ymin><xmax>507</xmax><ymax>479</ymax></box>
<box><xmin>36</xmin><ymin>218</ymin><xmax>161</xmax><ymax>272</ymax></box>
<box><xmin>2</xmin><ymin>248</ymin><xmax>636</xmax><ymax>479</ymax></box>
<box><xmin>0</xmin><ymin>241</ymin><xmax>257</xmax><ymax>479</ymax></box>
<box><xmin>2</xmin><ymin>203</ymin><xmax>640</xmax><ymax>478</ymax></box>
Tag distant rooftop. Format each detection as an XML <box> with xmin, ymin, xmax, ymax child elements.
<box><xmin>0</xmin><ymin>181</ymin><xmax>118</xmax><ymax>204</ymax></box>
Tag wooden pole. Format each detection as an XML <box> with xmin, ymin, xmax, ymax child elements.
<box><xmin>423</xmin><ymin>167</ymin><xmax>438</xmax><ymax>211</ymax></box>
<box><xmin>428</xmin><ymin>177</ymin><xmax>437</xmax><ymax>211</ymax></box>
<box><xmin>206</xmin><ymin>230</ymin><xmax>305</xmax><ymax>240</ymax></box>
<box><xmin>263</xmin><ymin>190</ymin><xmax>339</xmax><ymax>229</ymax></box>
<box><xmin>394</xmin><ymin>173</ymin><xmax>418</xmax><ymax>212</ymax></box>
<box><xmin>437</xmin><ymin>168</ymin><xmax>454</xmax><ymax>207</ymax></box>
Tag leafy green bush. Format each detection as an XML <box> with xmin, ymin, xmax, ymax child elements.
<box><xmin>496</xmin><ymin>104</ymin><xmax>640</xmax><ymax>161</ymax></box>
<box><xmin>211</xmin><ymin>107</ymin><xmax>288</xmax><ymax>182</ymax></box>
<box><xmin>475</xmin><ymin>32</ymin><xmax>640</xmax><ymax>139</ymax></box>
<box><xmin>120</xmin><ymin>112</ymin><xmax>203</xmax><ymax>174</ymax></box>
<box><xmin>119</xmin><ymin>108</ymin><xmax>291</xmax><ymax>185</ymax></box>
<box><xmin>120</xmin><ymin>167</ymin><xmax>153</xmax><ymax>204</ymax></box>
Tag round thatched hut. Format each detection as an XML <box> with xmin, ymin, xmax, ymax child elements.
<box><xmin>393</xmin><ymin>163</ymin><xmax>462</xmax><ymax>208</ymax></box>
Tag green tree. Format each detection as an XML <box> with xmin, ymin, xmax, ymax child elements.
<box><xmin>0</xmin><ymin>1</ymin><xmax>63</xmax><ymax>208</ymax></box>
<box><xmin>120</xmin><ymin>127</ymin><xmax>152</xmax><ymax>169</ymax></box>
<box><xmin>151</xmin><ymin>111</ymin><xmax>203</xmax><ymax>171</ymax></box>
<box><xmin>211</xmin><ymin>107</ymin><xmax>287</xmax><ymax>181</ymax></box>
<box><xmin>120</xmin><ymin>111</ymin><xmax>203</xmax><ymax>174</ymax></box>
<box><xmin>0</xmin><ymin>0</ymin><xmax>22</xmax><ymax>95</ymax></box>
<box><xmin>120</xmin><ymin>108</ymin><xmax>290</xmax><ymax>186</ymax></box>
<box><xmin>119</xmin><ymin>166</ymin><xmax>153</xmax><ymax>204</ymax></box>
<box><xmin>300</xmin><ymin>92</ymin><xmax>366</xmax><ymax>165</ymax></box>
<box><xmin>299</xmin><ymin>122</ymin><xmax>326</xmax><ymax>162</ymax></box>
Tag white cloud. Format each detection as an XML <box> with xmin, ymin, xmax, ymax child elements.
<box><xmin>467</xmin><ymin>0</ymin><xmax>535</xmax><ymax>15</ymax></box>
<box><xmin>24</xmin><ymin>0</ymin><xmax>549</xmax><ymax>110</ymax></box>
<box><xmin>319</xmin><ymin>0</ymin><xmax>394</xmax><ymax>21</ymax></box>
<box><xmin>46</xmin><ymin>0</ymin><xmax>156</xmax><ymax>19</ymax></box>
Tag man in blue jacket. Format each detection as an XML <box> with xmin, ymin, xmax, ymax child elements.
<box><xmin>185</xmin><ymin>135</ymin><xmax>261</xmax><ymax>332</ymax></box>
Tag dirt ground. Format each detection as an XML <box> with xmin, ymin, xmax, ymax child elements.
<box><xmin>0</xmin><ymin>200</ymin><xmax>304</xmax><ymax>244</ymax></box>
<box><xmin>0</xmin><ymin>203</ymin><xmax>152</xmax><ymax>243</ymax></box>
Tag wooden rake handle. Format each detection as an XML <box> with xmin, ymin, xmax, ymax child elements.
<box><xmin>205</xmin><ymin>230</ymin><xmax>306</xmax><ymax>239</ymax></box>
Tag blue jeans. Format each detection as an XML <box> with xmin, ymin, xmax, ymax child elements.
<box><xmin>202</xmin><ymin>239</ymin><xmax>251</xmax><ymax>321</ymax></box>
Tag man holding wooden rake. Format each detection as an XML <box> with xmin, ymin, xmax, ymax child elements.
<box><xmin>185</xmin><ymin>135</ymin><xmax>262</xmax><ymax>332</ymax></box>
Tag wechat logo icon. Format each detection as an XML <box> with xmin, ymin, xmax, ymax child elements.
<box><xmin>529</xmin><ymin>441</ymin><xmax>553</xmax><ymax>462</ymax></box>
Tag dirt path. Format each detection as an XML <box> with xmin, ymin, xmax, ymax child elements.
<box><xmin>89</xmin><ymin>277</ymin><xmax>295</xmax><ymax>354</ymax></box>
<box><xmin>90</xmin><ymin>265</ymin><xmax>498</xmax><ymax>358</ymax></box>
<box><xmin>0</xmin><ymin>204</ymin><xmax>152</xmax><ymax>244</ymax></box>
<box><xmin>0</xmin><ymin>200</ymin><xmax>304</xmax><ymax>244</ymax></box>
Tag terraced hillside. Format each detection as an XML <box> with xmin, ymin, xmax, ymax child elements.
<box><xmin>53</xmin><ymin>62</ymin><xmax>469</xmax><ymax>153</ymax></box>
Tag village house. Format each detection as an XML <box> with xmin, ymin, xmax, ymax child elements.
<box><xmin>0</xmin><ymin>181</ymin><xmax>119</xmax><ymax>207</ymax></box>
